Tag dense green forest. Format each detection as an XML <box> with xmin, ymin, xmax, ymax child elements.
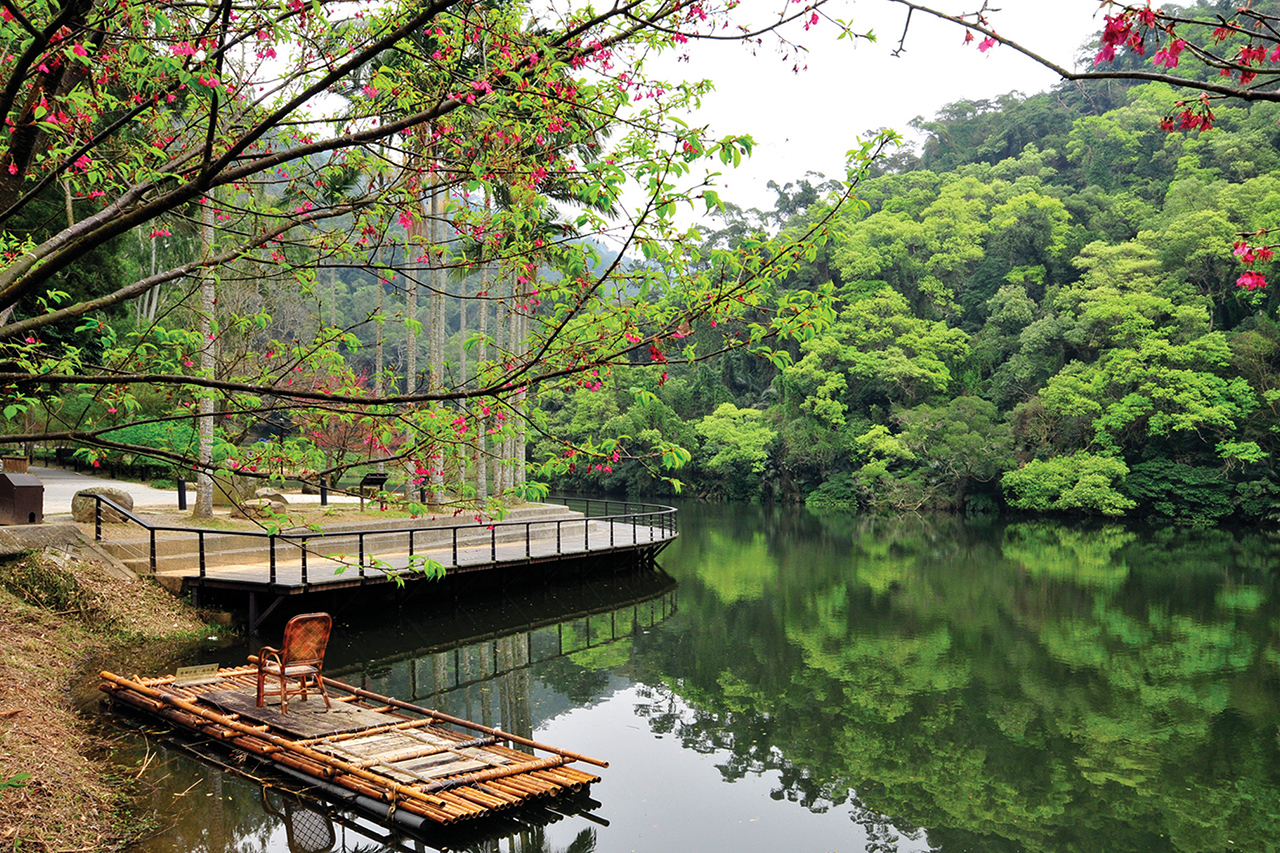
<box><xmin>533</xmin><ymin>75</ymin><xmax>1280</xmax><ymax>523</ymax></box>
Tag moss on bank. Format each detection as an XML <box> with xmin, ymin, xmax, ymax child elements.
<box><xmin>0</xmin><ymin>548</ymin><xmax>212</xmax><ymax>852</ymax></box>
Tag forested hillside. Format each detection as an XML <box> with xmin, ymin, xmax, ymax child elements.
<box><xmin>536</xmin><ymin>75</ymin><xmax>1280</xmax><ymax>523</ymax></box>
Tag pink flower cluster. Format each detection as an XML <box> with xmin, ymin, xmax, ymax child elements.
<box><xmin>1234</xmin><ymin>240</ymin><xmax>1274</xmax><ymax>290</ymax></box>
<box><xmin>1153</xmin><ymin>39</ymin><xmax>1185</xmax><ymax>69</ymax></box>
<box><xmin>1095</xmin><ymin>13</ymin><xmax>1147</xmax><ymax>64</ymax></box>
<box><xmin>1238</xmin><ymin>271</ymin><xmax>1268</xmax><ymax>291</ymax></box>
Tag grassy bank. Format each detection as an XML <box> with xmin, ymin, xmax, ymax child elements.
<box><xmin>0</xmin><ymin>548</ymin><xmax>212</xmax><ymax>852</ymax></box>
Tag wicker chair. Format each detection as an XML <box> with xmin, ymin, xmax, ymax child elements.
<box><xmin>256</xmin><ymin>612</ymin><xmax>333</xmax><ymax>715</ymax></box>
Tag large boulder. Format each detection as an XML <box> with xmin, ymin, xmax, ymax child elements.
<box><xmin>254</xmin><ymin>487</ymin><xmax>289</xmax><ymax>505</ymax></box>
<box><xmin>71</xmin><ymin>487</ymin><xmax>134</xmax><ymax>523</ymax></box>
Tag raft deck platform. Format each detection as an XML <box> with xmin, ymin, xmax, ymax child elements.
<box><xmin>100</xmin><ymin>665</ymin><xmax>605</xmax><ymax>828</ymax></box>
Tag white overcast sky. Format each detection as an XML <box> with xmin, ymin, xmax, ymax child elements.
<box><xmin>657</xmin><ymin>0</ymin><xmax>1106</xmax><ymax>211</ymax></box>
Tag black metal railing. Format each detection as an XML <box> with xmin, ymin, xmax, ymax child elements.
<box><xmin>91</xmin><ymin>494</ymin><xmax>677</xmax><ymax>586</ymax></box>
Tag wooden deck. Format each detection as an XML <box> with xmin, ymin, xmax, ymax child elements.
<box><xmin>159</xmin><ymin>518</ymin><xmax>671</xmax><ymax>590</ymax></box>
<box><xmin>100</xmin><ymin>665</ymin><xmax>605</xmax><ymax>828</ymax></box>
<box><xmin>93</xmin><ymin>499</ymin><xmax>677</xmax><ymax>629</ymax></box>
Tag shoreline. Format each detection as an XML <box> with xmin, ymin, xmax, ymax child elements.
<box><xmin>0</xmin><ymin>545</ymin><xmax>218</xmax><ymax>852</ymax></box>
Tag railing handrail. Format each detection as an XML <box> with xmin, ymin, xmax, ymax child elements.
<box><xmin>90</xmin><ymin>493</ymin><xmax>677</xmax><ymax>584</ymax></box>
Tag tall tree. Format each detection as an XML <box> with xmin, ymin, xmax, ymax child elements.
<box><xmin>1</xmin><ymin>0</ymin><xmax>872</xmax><ymax>497</ymax></box>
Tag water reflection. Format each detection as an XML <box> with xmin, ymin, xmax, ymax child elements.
<box><xmin>646</xmin><ymin>507</ymin><xmax>1280</xmax><ymax>853</ymax></box>
<box><xmin>120</xmin><ymin>507</ymin><xmax>1280</xmax><ymax>853</ymax></box>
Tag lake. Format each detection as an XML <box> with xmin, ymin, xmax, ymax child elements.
<box><xmin>116</xmin><ymin>502</ymin><xmax>1280</xmax><ymax>853</ymax></box>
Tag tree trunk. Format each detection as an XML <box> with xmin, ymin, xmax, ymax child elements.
<box><xmin>475</xmin><ymin>258</ymin><xmax>489</xmax><ymax>500</ymax></box>
<box><xmin>514</xmin><ymin>270</ymin><xmax>529</xmax><ymax>490</ymax></box>
<box><xmin>493</xmin><ymin>284</ymin><xmax>508</xmax><ymax>495</ymax></box>
<box><xmin>374</xmin><ymin>277</ymin><xmax>386</xmax><ymax>475</ymax></box>
<box><xmin>428</xmin><ymin>175</ymin><xmax>446</xmax><ymax>497</ymax></box>
<box><xmin>193</xmin><ymin>202</ymin><xmax>216</xmax><ymax>518</ymax></box>
<box><xmin>144</xmin><ymin>232</ymin><xmax>160</xmax><ymax>324</ymax></box>
<box><xmin>406</xmin><ymin>229</ymin><xmax>418</xmax><ymax>394</ymax></box>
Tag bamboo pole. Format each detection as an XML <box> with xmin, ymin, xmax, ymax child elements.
<box><xmin>109</xmin><ymin>688</ymin><xmax>464</xmax><ymax>824</ymax></box>
<box><xmin>419</xmin><ymin>756</ymin><xmax>571</xmax><ymax>794</ymax></box>
<box><xmin>102</xmin><ymin>670</ymin><xmax>606</xmax><ymax>819</ymax></box>
<box><xmin>100</xmin><ymin>672</ymin><xmax>493</xmax><ymax>820</ymax></box>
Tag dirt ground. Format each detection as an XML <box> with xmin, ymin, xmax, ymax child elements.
<box><xmin>0</xmin><ymin>548</ymin><xmax>211</xmax><ymax>852</ymax></box>
<box><xmin>0</xmin><ymin>498</ymin><xmax>527</xmax><ymax>851</ymax></box>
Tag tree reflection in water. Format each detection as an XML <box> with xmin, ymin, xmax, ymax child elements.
<box><xmin>645</xmin><ymin>505</ymin><xmax>1280</xmax><ymax>852</ymax></box>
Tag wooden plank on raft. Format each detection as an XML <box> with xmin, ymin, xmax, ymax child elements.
<box><xmin>199</xmin><ymin>688</ymin><xmax>397</xmax><ymax>737</ymax></box>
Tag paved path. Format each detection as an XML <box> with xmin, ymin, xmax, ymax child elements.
<box><xmin>31</xmin><ymin>466</ymin><xmax>358</xmax><ymax>517</ymax></box>
<box><xmin>33</xmin><ymin>465</ymin><xmax>180</xmax><ymax>516</ymax></box>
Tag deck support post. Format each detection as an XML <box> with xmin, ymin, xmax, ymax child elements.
<box><xmin>248</xmin><ymin>592</ymin><xmax>286</xmax><ymax>632</ymax></box>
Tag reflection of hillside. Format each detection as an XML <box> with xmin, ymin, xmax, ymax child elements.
<box><xmin>647</xmin><ymin>507</ymin><xmax>1280</xmax><ymax>852</ymax></box>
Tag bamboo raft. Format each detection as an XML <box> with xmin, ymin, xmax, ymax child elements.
<box><xmin>99</xmin><ymin>665</ymin><xmax>606</xmax><ymax>828</ymax></box>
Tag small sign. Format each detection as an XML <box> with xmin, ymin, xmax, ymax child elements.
<box><xmin>174</xmin><ymin>663</ymin><xmax>221</xmax><ymax>686</ymax></box>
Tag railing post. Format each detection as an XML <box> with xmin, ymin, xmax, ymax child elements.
<box><xmin>452</xmin><ymin>528</ymin><xmax>458</xmax><ymax>566</ymax></box>
<box><xmin>319</xmin><ymin>477</ymin><xmax>328</xmax><ymax>506</ymax></box>
<box><xmin>490</xmin><ymin>526</ymin><xmax>496</xmax><ymax>563</ymax></box>
<box><xmin>301</xmin><ymin>537</ymin><xmax>308</xmax><ymax>584</ymax></box>
<box><xmin>610</xmin><ymin>516</ymin><xmax>614</xmax><ymax>548</ymax></box>
<box><xmin>198</xmin><ymin>531</ymin><xmax>206</xmax><ymax>578</ymax></box>
<box><xmin>409</xmin><ymin>530</ymin><xmax>415</xmax><ymax>559</ymax></box>
<box><xmin>556</xmin><ymin>520</ymin><xmax>561</xmax><ymax>555</ymax></box>
<box><xmin>149</xmin><ymin>529</ymin><xmax>156</xmax><ymax>573</ymax></box>
<box><xmin>177</xmin><ymin>479</ymin><xmax>187</xmax><ymax>511</ymax></box>
<box><xmin>269</xmin><ymin>536</ymin><xmax>277</xmax><ymax>584</ymax></box>
<box><xmin>358</xmin><ymin>533</ymin><xmax>365</xmax><ymax>578</ymax></box>
<box><xmin>94</xmin><ymin>497</ymin><xmax>101</xmax><ymax>541</ymax></box>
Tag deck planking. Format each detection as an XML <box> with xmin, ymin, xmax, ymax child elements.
<box><xmin>199</xmin><ymin>688</ymin><xmax>392</xmax><ymax>737</ymax></box>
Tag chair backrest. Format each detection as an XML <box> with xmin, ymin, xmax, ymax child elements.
<box><xmin>281</xmin><ymin>612</ymin><xmax>332</xmax><ymax>667</ymax></box>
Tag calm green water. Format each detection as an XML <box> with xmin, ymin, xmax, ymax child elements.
<box><xmin>118</xmin><ymin>504</ymin><xmax>1280</xmax><ymax>853</ymax></box>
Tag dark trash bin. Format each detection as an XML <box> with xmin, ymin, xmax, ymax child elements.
<box><xmin>0</xmin><ymin>456</ymin><xmax>42</xmax><ymax>525</ymax></box>
<box><xmin>358</xmin><ymin>471</ymin><xmax>389</xmax><ymax>511</ymax></box>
